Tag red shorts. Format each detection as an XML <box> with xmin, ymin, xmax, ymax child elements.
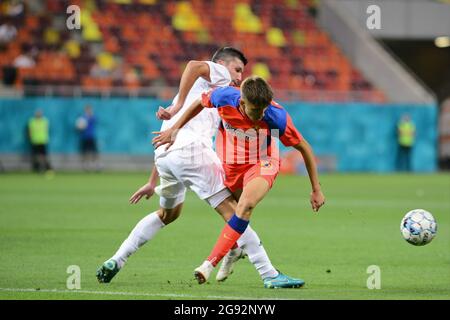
<box><xmin>223</xmin><ymin>159</ymin><xmax>280</xmax><ymax>192</ymax></box>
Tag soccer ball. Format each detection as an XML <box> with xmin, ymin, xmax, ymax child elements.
<box><xmin>400</xmin><ymin>209</ymin><xmax>437</xmax><ymax>246</ymax></box>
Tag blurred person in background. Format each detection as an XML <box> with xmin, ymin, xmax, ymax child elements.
<box><xmin>2</xmin><ymin>0</ymin><xmax>25</xmax><ymax>19</ymax></box>
<box><xmin>13</xmin><ymin>44</ymin><xmax>36</xmax><ymax>68</ymax></box>
<box><xmin>397</xmin><ymin>114</ymin><xmax>416</xmax><ymax>172</ymax></box>
<box><xmin>438</xmin><ymin>98</ymin><xmax>450</xmax><ymax>170</ymax></box>
<box><xmin>76</xmin><ymin>105</ymin><xmax>100</xmax><ymax>172</ymax></box>
<box><xmin>0</xmin><ymin>18</ymin><xmax>17</xmax><ymax>50</ymax></box>
<box><xmin>28</xmin><ymin>109</ymin><xmax>52</xmax><ymax>173</ymax></box>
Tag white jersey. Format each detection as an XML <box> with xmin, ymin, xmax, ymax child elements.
<box><xmin>155</xmin><ymin>61</ymin><xmax>231</xmax><ymax>158</ymax></box>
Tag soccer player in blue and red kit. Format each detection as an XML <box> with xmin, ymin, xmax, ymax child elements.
<box><xmin>153</xmin><ymin>76</ymin><xmax>325</xmax><ymax>286</ymax></box>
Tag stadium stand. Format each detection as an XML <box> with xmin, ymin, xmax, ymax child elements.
<box><xmin>0</xmin><ymin>0</ymin><xmax>386</xmax><ymax>102</ymax></box>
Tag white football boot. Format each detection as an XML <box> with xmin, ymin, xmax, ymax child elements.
<box><xmin>216</xmin><ymin>247</ymin><xmax>246</xmax><ymax>282</ymax></box>
<box><xmin>194</xmin><ymin>260</ymin><xmax>214</xmax><ymax>284</ymax></box>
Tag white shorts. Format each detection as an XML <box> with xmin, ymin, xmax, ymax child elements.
<box><xmin>154</xmin><ymin>142</ymin><xmax>231</xmax><ymax>209</ymax></box>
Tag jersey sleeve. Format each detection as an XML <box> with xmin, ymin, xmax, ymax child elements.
<box><xmin>204</xmin><ymin>61</ymin><xmax>232</xmax><ymax>87</ymax></box>
<box><xmin>280</xmin><ymin>113</ymin><xmax>303</xmax><ymax>147</ymax></box>
<box><xmin>201</xmin><ymin>86</ymin><xmax>240</xmax><ymax>109</ymax></box>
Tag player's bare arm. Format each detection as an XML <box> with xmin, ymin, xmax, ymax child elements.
<box><xmin>293</xmin><ymin>139</ymin><xmax>325</xmax><ymax>212</ymax></box>
<box><xmin>152</xmin><ymin>97</ymin><xmax>204</xmax><ymax>149</ymax></box>
<box><xmin>129</xmin><ymin>166</ymin><xmax>159</xmax><ymax>204</ymax></box>
<box><xmin>156</xmin><ymin>61</ymin><xmax>210</xmax><ymax>120</ymax></box>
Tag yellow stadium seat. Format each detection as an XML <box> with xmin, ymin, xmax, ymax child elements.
<box><xmin>64</xmin><ymin>40</ymin><xmax>81</xmax><ymax>59</ymax></box>
<box><xmin>83</xmin><ymin>24</ymin><xmax>102</xmax><ymax>42</ymax></box>
<box><xmin>252</xmin><ymin>62</ymin><xmax>271</xmax><ymax>81</ymax></box>
<box><xmin>113</xmin><ymin>0</ymin><xmax>132</xmax><ymax>4</ymax></box>
<box><xmin>233</xmin><ymin>3</ymin><xmax>263</xmax><ymax>33</ymax></box>
<box><xmin>83</xmin><ymin>0</ymin><xmax>97</xmax><ymax>11</ymax></box>
<box><xmin>44</xmin><ymin>28</ymin><xmax>60</xmax><ymax>45</ymax></box>
<box><xmin>172</xmin><ymin>1</ymin><xmax>203</xmax><ymax>32</ymax></box>
<box><xmin>292</xmin><ymin>30</ymin><xmax>306</xmax><ymax>46</ymax></box>
<box><xmin>96</xmin><ymin>52</ymin><xmax>116</xmax><ymax>71</ymax></box>
<box><xmin>81</xmin><ymin>10</ymin><xmax>102</xmax><ymax>42</ymax></box>
<box><xmin>196</xmin><ymin>29</ymin><xmax>210</xmax><ymax>44</ymax></box>
<box><xmin>266</xmin><ymin>28</ymin><xmax>286</xmax><ymax>47</ymax></box>
<box><xmin>139</xmin><ymin>0</ymin><xmax>157</xmax><ymax>4</ymax></box>
<box><xmin>285</xmin><ymin>0</ymin><xmax>299</xmax><ymax>9</ymax></box>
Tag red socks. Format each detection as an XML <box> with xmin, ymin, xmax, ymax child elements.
<box><xmin>207</xmin><ymin>214</ymin><xmax>249</xmax><ymax>267</ymax></box>
<box><xmin>207</xmin><ymin>224</ymin><xmax>241</xmax><ymax>266</ymax></box>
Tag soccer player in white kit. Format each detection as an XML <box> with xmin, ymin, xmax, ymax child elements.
<box><xmin>96</xmin><ymin>47</ymin><xmax>300</xmax><ymax>288</ymax></box>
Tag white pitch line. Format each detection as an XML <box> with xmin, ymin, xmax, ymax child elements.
<box><xmin>0</xmin><ymin>287</ymin><xmax>291</xmax><ymax>300</ymax></box>
<box><xmin>2</xmin><ymin>287</ymin><xmax>449</xmax><ymax>299</ymax></box>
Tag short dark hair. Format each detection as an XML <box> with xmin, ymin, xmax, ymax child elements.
<box><xmin>241</xmin><ymin>76</ymin><xmax>273</xmax><ymax>109</ymax></box>
<box><xmin>211</xmin><ymin>47</ymin><xmax>248</xmax><ymax>65</ymax></box>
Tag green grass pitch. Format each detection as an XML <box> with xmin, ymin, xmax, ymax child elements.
<box><xmin>0</xmin><ymin>172</ymin><xmax>449</xmax><ymax>300</ymax></box>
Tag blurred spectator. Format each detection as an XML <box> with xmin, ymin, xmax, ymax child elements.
<box><xmin>438</xmin><ymin>98</ymin><xmax>450</xmax><ymax>170</ymax></box>
<box><xmin>397</xmin><ymin>114</ymin><xmax>416</xmax><ymax>172</ymax></box>
<box><xmin>13</xmin><ymin>50</ymin><xmax>36</xmax><ymax>68</ymax></box>
<box><xmin>0</xmin><ymin>20</ymin><xmax>17</xmax><ymax>50</ymax></box>
<box><xmin>124</xmin><ymin>66</ymin><xmax>141</xmax><ymax>87</ymax></box>
<box><xmin>13</xmin><ymin>53</ymin><xmax>35</xmax><ymax>68</ymax></box>
<box><xmin>28</xmin><ymin>109</ymin><xmax>52</xmax><ymax>173</ymax></box>
<box><xmin>76</xmin><ymin>105</ymin><xmax>100</xmax><ymax>172</ymax></box>
<box><xmin>2</xmin><ymin>65</ymin><xmax>17</xmax><ymax>86</ymax></box>
<box><xmin>13</xmin><ymin>45</ymin><xmax>36</xmax><ymax>68</ymax></box>
<box><xmin>26</xmin><ymin>0</ymin><xmax>43</xmax><ymax>14</ymax></box>
<box><xmin>3</xmin><ymin>0</ymin><xmax>25</xmax><ymax>18</ymax></box>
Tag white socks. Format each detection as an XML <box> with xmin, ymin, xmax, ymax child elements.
<box><xmin>111</xmin><ymin>212</ymin><xmax>165</xmax><ymax>268</ymax></box>
<box><xmin>109</xmin><ymin>211</ymin><xmax>278</xmax><ymax>280</ymax></box>
<box><xmin>237</xmin><ymin>225</ymin><xmax>278</xmax><ymax>280</ymax></box>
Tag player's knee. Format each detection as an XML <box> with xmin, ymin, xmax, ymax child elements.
<box><xmin>158</xmin><ymin>211</ymin><xmax>177</xmax><ymax>225</ymax></box>
<box><xmin>236</xmin><ymin>196</ymin><xmax>256</xmax><ymax>217</ymax></box>
<box><xmin>214</xmin><ymin>196</ymin><xmax>236</xmax><ymax>222</ymax></box>
<box><xmin>157</xmin><ymin>207</ymin><xmax>181</xmax><ymax>225</ymax></box>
